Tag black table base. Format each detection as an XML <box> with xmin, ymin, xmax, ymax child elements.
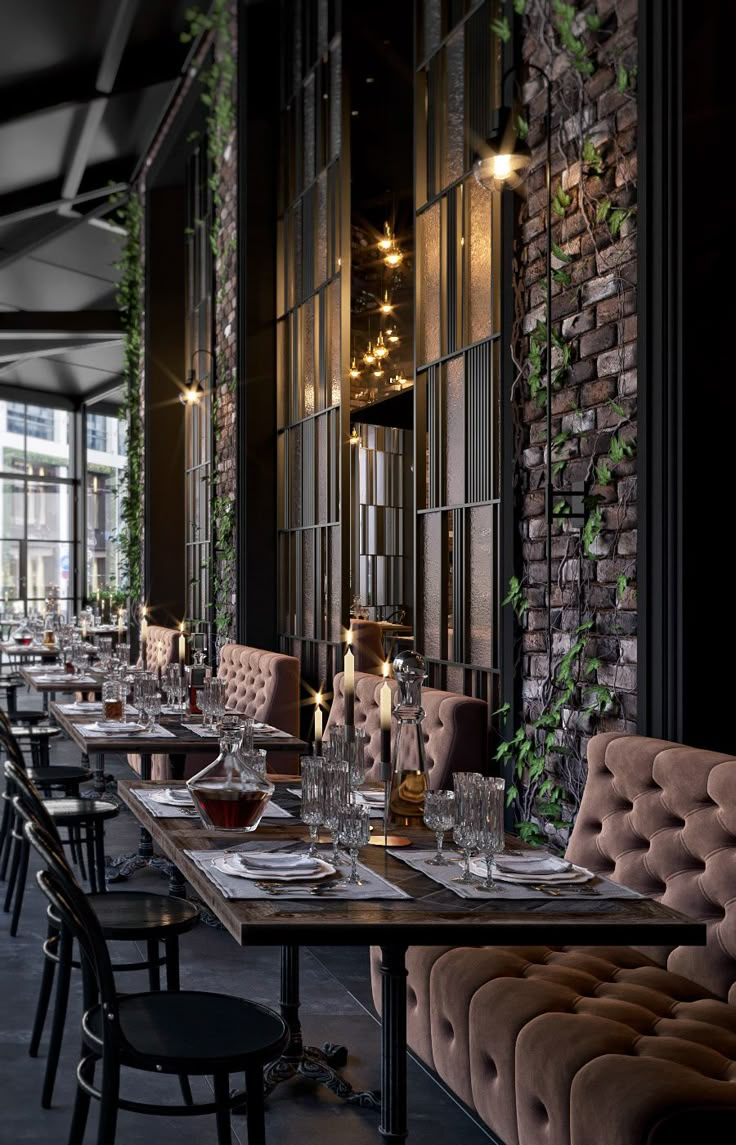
<box><xmin>103</xmin><ymin>753</ymin><xmax>186</xmax><ymax>884</ymax></box>
<box><xmin>264</xmin><ymin>943</ymin><xmax>380</xmax><ymax>1111</ymax></box>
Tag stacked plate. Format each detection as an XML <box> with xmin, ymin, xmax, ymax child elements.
<box><xmin>211</xmin><ymin>852</ymin><xmax>335</xmax><ymax>881</ymax></box>
<box><xmin>86</xmin><ymin>720</ymin><xmax>146</xmax><ymax>736</ymax></box>
<box><xmin>470</xmin><ymin>852</ymin><xmax>595</xmax><ymax>885</ymax></box>
<box><xmin>148</xmin><ymin>787</ymin><xmax>194</xmax><ymax>807</ymax></box>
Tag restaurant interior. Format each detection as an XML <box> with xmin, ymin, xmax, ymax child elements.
<box><xmin>1</xmin><ymin>1</ymin><xmax>735</xmax><ymax>1143</ymax></box>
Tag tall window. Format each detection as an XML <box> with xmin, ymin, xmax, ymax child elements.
<box><xmin>85</xmin><ymin>412</ymin><xmax>127</xmax><ymax>594</ymax></box>
<box><xmin>0</xmin><ymin>399</ymin><xmax>75</xmax><ymax>616</ymax></box>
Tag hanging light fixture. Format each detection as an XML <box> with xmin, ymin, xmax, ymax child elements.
<box><xmin>384</xmin><ymin>242</ymin><xmax>403</xmax><ymax>269</ymax></box>
<box><xmin>349</xmin><ymin>356</ymin><xmax>361</xmax><ymax>379</ymax></box>
<box><xmin>373</xmin><ymin>364</ymin><xmax>385</xmax><ymax>379</ymax></box>
<box><xmin>179</xmin><ymin>371</ymin><xmax>205</xmax><ymax>405</ymax></box>
<box><xmin>386</xmin><ymin>326</ymin><xmax>400</xmax><ymax>345</ymax></box>
<box><xmin>377</xmin><ymin>222</ymin><xmax>394</xmax><ymax>252</ymax></box>
<box><xmin>363</xmin><ymin>341</ymin><xmax>376</xmax><ymax>366</ymax></box>
<box><xmin>373</xmin><ymin>331</ymin><xmax>389</xmax><ymax>360</ymax></box>
<box><xmin>379</xmin><ymin>291</ymin><xmax>393</xmax><ymax>315</ymax></box>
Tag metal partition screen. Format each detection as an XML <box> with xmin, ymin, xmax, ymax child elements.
<box><xmin>277</xmin><ymin>0</ymin><xmax>349</xmax><ymax>694</ymax></box>
<box><xmin>414</xmin><ymin>0</ymin><xmax>504</xmax><ymax>715</ymax></box>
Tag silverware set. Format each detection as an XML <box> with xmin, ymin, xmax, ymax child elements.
<box><xmin>254</xmin><ymin>879</ymin><xmax>339</xmax><ymax>896</ymax></box>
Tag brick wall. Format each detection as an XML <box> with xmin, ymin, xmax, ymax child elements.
<box><xmin>514</xmin><ymin>0</ymin><xmax>638</xmax><ymax>816</ymax></box>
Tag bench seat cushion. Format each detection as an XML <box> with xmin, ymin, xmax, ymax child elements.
<box><xmin>371</xmin><ymin>943</ymin><xmax>736</xmax><ymax>1145</ymax></box>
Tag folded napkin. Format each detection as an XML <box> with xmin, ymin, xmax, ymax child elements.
<box><xmin>359</xmin><ymin>790</ymin><xmax>386</xmax><ymax>804</ymax></box>
<box><xmin>234</xmin><ymin>852</ymin><xmax>322</xmax><ymax>874</ymax></box>
<box><xmin>494</xmin><ymin>853</ymin><xmax>571</xmax><ymax>876</ymax></box>
<box><xmin>164</xmin><ymin>787</ymin><xmax>193</xmax><ymax>802</ymax></box>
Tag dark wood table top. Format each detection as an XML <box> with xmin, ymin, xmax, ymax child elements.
<box><xmin>21</xmin><ymin>667</ymin><xmax>103</xmax><ymax>694</ymax></box>
<box><xmin>1</xmin><ymin>642</ymin><xmax>60</xmax><ymax>658</ymax></box>
<box><xmin>52</xmin><ymin>704</ymin><xmax>307</xmax><ymax>756</ymax></box>
<box><xmin>118</xmin><ymin>780</ymin><xmax>707</xmax><ymax>951</ymax></box>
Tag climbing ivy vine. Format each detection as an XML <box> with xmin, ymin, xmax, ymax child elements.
<box><xmin>497</xmin><ymin>0</ymin><xmax>638</xmax><ymax>846</ymax></box>
<box><xmin>182</xmin><ymin>0</ymin><xmax>237</xmax><ymax>639</ymax></box>
<box><xmin>113</xmin><ymin>192</ymin><xmax>144</xmax><ymax>608</ymax></box>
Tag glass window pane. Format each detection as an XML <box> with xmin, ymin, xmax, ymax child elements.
<box><xmin>0</xmin><ymin>477</ymin><xmax>25</xmax><ymax>539</ymax></box>
<box><xmin>26</xmin><ymin>542</ymin><xmax>72</xmax><ymax>599</ymax></box>
<box><xmin>0</xmin><ymin>539</ymin><xmax>21</xmax><ymax>601</ymax></box>
<box><xmin>26</xmin><ymin>406</ymin><xmax>70</xmax><ymax>477</ymax></box>
<box><xmin>27</xmin><ymin>482</ymin><xmax>72</xmax><ymax>540</ymax></box>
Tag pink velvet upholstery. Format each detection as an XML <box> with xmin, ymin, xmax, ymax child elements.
<box><xmin>141</xmin><ymin>624</ymin><xmax>179</xmax><ymax>671</ymax></box>
<box><xmin>326</xmin><ymin>669</ymin><xmax>487</xmax><ymax>789</ymax></box>
<box><xmin>371</xmin><ymin>733</ymin><xmax>736</xmax><ymax>1145</ymax></box>
<box><xmin>348</xmin><ymin>620</ymin><xmax>385</xmax><ymax>674</ymax></box>
<box><xmin>131</xmin><ymin>642</ymin><xmax>301</xmax><ymax>781</ymax></box>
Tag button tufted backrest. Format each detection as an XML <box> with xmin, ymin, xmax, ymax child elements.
<box><xmin>325</xmin><ymin>670</ymin><xmax>487</xmax><ymax>790</ymax></box>
<box><xmin>217</xmin><ymin>643</ymin><xmax>299</xmax><ymax>736</ymax></box>
<box><xmin>566</xmin><ymin>732</ymin><xmax>736</xmax><ymax>1003</ymax></box>
<box><xmin>144</xmin><ymin>626</ymin><xmax>179</xmax><ymax>672</ymax></box>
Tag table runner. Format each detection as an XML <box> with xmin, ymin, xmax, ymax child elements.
<box><xmin>185</xmin><ymin>841</ymin><xmax>409</xmax><ymax>900</ymax></box>
<box><xmin>389</xmin><ymin>848</ymin><xmax>644</xmax><ymax>900</ymax></box>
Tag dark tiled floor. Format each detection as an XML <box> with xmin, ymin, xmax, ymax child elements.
<box><xmin>1</xmin><ymin>703</ymin><xmax>493</xmax><ymax>1144</ymax></box>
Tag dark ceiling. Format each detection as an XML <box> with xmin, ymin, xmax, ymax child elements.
<box><xmin>0</xmin><ymin>0</ymin><xmax>192</xmax><ymax>405</ymax></box>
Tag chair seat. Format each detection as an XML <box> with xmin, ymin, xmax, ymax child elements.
<box><xmin>84</xmin><ymin>991</ymin><xmax>288</xmax><ymax>1072</ymax></box>
<box><xmin>10</xmin><ymin>726</ymin><xmax>61</xmax><ymax>738</ymax></box>
<box><xmin>45</xmin><ymin>798</ymin><xmax>117</xmax><ymax>823</ymax></box>
<box><xmin>56</xmin><ymin>891</ymin><xmax>199</xmax><ymax>939</ymax></box>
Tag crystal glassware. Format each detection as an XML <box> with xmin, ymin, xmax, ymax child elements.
<box><xmin>477</xmin><ymin>777</ymin><xmax>505</xmax><ymax>890</ymax></box>
<box><xmin>11</xmin><ymin>619</ymin><xmax>33</xmax><ymax>646</ymax></box>
<box><xmin>301</xmin><ymin>755</ymin><xmax>325</xmax><ymax>856</ymax></box>
<box><xmin>96</xmin><ymin>635</ymin><xmax>113</xmax><ymax>670</ymax></box>
<box><xmin>209</xmin><ymin>678</ymin><xmax>226</xmax><ymax>727</ymax></box>
<box><xmin>336</xmin><ymin>804</ymin><xmax>371</xmax><ymax>885</ymax></box>
<box><xmin>102</xmin><ymin>679</ymin><xmax>125</xmax><ymax>722</ymax></box>
<box><xmin>187</xmin><ymin>729</ymin><xmax>274</xmax><ymax>831</ymax></box>
<box><xmin>452</xmin><ymin>772</ymin><xmax>482</xmax><ymax>884</ymax></box>
<box><xmin>347</xmin><ymin>727</ymin><xmax>367</xmax><ymax>796</ymax></box>
<box><xmin>200</xmin><ymin>677</ymin><xmax>213</xmax><ymax>727</ymax></box>
<box><xmin>322</xmin><ymin>757</ymin><xmax>350</xmax><ymax>866</ymax></box>
<box><xmin>423</xmin><ymin>790</ymin><xmax>456</xmax><ymax>865</ymax></box>
<box><xmin>387</xmin><ymin>650</ymin><xmax>429</xmax><ymax>829</ymax></box>
<box><xmin>142</xmin><ymin>691</ymin><xmax>162</xmax><ymax>732</ymax></box>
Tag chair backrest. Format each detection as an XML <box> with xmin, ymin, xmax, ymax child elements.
<box><xmin>217</xmin><ymin>643</ymin><xmax>300</xmax><ymax>735</ymax></box>
<box><xmin>0</xmin><ymin>707</ymin><xmax>27</xmax><ymax>771</ymax></box>
<box><xmin>326</xmin><ymin>669</ymin><xmax>488</xmax><ymax>789</ymax></box>
<box><xmin>28</xmin><ymin>821</ymin><xmax>118</xmax><ymax>1015</ymax></box>
<box><xmin>566</xmin><ymin>732</ymin><xmax>736</xmax><ymax>1004</ymax></box>
<box><xmin>143</xmin><ymin>625</ymin><xmax>179</xmax><ymax>672</ymax></box>
<box><xmin>348</xmin><ymin>620</ymin><xmax>385</xmax><ymax>675</ymax></box>
<box><xmin>5</xmin><ymin>758</ymin><xmax>63</xmax><ymax>849</ymax></box>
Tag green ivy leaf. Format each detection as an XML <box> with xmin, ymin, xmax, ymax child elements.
<box><xmin>491</xmin><ymin>16</ymin><xmax>511</xmax><ymax>41</ymax></box>
<box><xmin>586</xmin><ymin>10</ymin><xmax>601</xmax><ymax>30</ymax></box>
<box><xmin>596</xmin><ymin>198</ymin><xmax>611</xmax><ymax>223</ymax></box>
<box><xmin>552</xmin><ymin>459</ymin><xmax>567</xmax><ymax>477</ymax></box>
<box><xmin>493</xmin><ymin>702</ymin><xmax>511</xmax><ymax>718</ymax></box>
<box><xmin>513</xmin><ymin>0</ymin><xmax>527</xmax><ymax>13</ymax></box>
<box><xmin>517</xmin><ymin>114</ymin><xmax>529</xmax><ymax>141</ymax></box>
<box><xmin>617</xmin><ymin>64</ymin><xmax>629</xmax><ymax>93</ymax></box>
<box><xmin>552</xmin><ymin>241</ymin><xmax>572</xmax><ymax>263</ymax></box>
<box><xmin>608</xmin><ymin>398</ymin><xmax>626</xmax><ymax>417</ymax></box>
<box><xmin>595</xmin><ymin>458</ymin><xmax>613</xmax><ymax>485</ymax></box>
<box><xmin>553</xmin><ymin>267</ymin><xmax>572</xmax><ymax>287</ymax></box>
<box><xmin>608</xmin><ymin>207</ymin><xmax>633</xmax><ymax>239</ymax></box>
<box><xmin>617</xmin><ymin>573</ymin><xmax>629</xmax><ymax>599</ymax></box>
<box><xmin>582</xmin><ymin>137</ymin><xmax>604</xmax><ymax>176</ymax></box>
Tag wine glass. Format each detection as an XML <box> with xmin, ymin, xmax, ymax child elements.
<box><xmin>322</xmin><ymin>758</ymin><xmax>350</xmax><ymax>867</ymax></box>
<box><xmin>209</xmin><ymin>679</ymin><xmax>226</xmax><ymax>727</ymax></box>
<box><xmin>452</xmin><ymin>772</ymin><xmax>482</xmax><ymax>884</ymax></box>
<box><xmin>337</xmin><ymin>804</ymin><xmax>371</xmax><ymax>885</ymax></box>
<box><xmin>142</xmin><ymin>691</ymin><xmax>162</xmax><ymax>733</ymax></box>
<box><xmin>478</xmin><ymin>777</ymin><xmax>505</xmax><ymax>890</ymax></box>
<box><xmin>423</xmin><ymin>790</ymin><xmax>456</xmax><ymax>865</ymax></box>
<box><xmin>301</xmin><ymin>756</ymin><xmax>325</xmax><ymax>857</ymax></box>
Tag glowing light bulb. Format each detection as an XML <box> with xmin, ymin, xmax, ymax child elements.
<box><xmin>492</xmin><ymin>153</ymin><xmax>513</xmax><ymax>180</ymax></box>
<box><xmin>373</xmin><ymin>365</ymin><xmax>385</xmax><ymax>379</ymax></box>
<box><xmin>363</xmin><ymin>342</ymin><xmax>376</xmax><ymax>366</ymax></box>
<box><xmin>388</xmin><ymin>330</ymin><xmax>400</xmax><ymax>344</ymax></box>
<box><xmin>380</xmin><ymin>292</ymin><xmax>393</xmax><ymax>315</ymax></box>
<box><xmin>349</xmin><ymin>356</ymin><xmax>361</xmax><ymax>379</ymax></box>
<box><xmin>378</xmin><ymin>222</ymin><xmax>393</xmax><ymax>252</ymax></box>
<box><xmin>373</xmin><ymin>332</ymin><xmax>388</xmax><ymax>360</ymax></box>
<box><xmin>350</xmin><ymin>427</ymin><xmax>360</xmax><ymax>445</ymax></box>
<box><xmin>384</xmin><ymin>245</ymin><xmax>403</xmax><ymax>268</ymax></box>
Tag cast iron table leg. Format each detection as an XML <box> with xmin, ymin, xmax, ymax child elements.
<box><xmin>106</xmin><ymin>753</ymin><xmax>171</xmax><ymax>882</ymax></box>
<box><xmin>379</xmin><ymin>943</ymin><xmax>408</xmax><ymax>1142</ymax></box>
<box><xmin>263</xmin><ymin>943</ymin><xmax>380</xmax><ymax>1109</ymax></box>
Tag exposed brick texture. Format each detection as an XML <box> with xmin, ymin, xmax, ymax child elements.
<box><xmin>515</xmin><ymin>1</ymin><xmax>638</xmax><ymax>828</ymax></box>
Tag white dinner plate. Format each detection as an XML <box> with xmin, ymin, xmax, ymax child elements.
<box><xmin>88</xmin><ymin>721</ymin><xmax>146</xmax><ymax>735</ymax></box>
<box><xmin>148</xmin><ymin>788</ymin><xmax>195</xmax><ymax>806</ymax></box>
<box><xmin>211</xmin><ymin>854</ymin><xmax>336</xmax><ymax>881</ymax></box>
<box><xmin>470</xmin><ymin>861</ymin><xmax>595</xmax><ymax>885</ymax></box>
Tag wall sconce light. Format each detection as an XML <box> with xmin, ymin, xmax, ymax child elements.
<box><xmin>179</xmin><ymin>347</ymin><xmax>213</xmax><ymax>405</ymax></box>
<box><xmin>473</xmin><ymin>149</ymin><xmax>531</xmax><ymax>192</ymax></box>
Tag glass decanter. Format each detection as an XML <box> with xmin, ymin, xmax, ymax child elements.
<box><xmin>187</xmin><ymin>729</ymin><xmax>274</xmax><ymax>831</ymax></box>
<box><xmin>387</xmin><ymin>649</ymin><xmax>430</xmax><ymax>829</ymax></box>
<box><xmin>11</xmin><ymin>618</ymin><xmax>33</xmax><ymax>646</ymax></box>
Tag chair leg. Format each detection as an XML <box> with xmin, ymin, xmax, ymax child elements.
<box><xmin>164</xmin><ymin>936</ymin><xmax>180</xmax><ymax>990</ymax></box>
<box><xmin>146</xmin><ymin>938</ymin><xmax>161</xmax><ymax>991</ymax></box>
<box><xmin>0</xmin><ymin>795</ymin><xmax>12</xmax><ymax>879</ymax></box>
<box><xmin>84</xmin><ymin>828</ymin><xmax>98</xmax><ymax>894</ymax></box>
<box><xmin>68</xmin><ymin>1053</ymin><xmax>94</xmax><ymax>1145</ymax></box>
<box><xmin>3</xmin><ymin>830</ymin><xmax>21</xmax><ymax>913</ymax></box>
<box><xmin>96</xmin><ymin>1049</ymin><xmax>120</xmax><ymax>1145</ymax></box>
<box><xmin>214</xmin><ymin>1073</ymin><xmax>233</xmax><ymax>1145</ymax></box>
<box><xmin>30</xmin><ymin>922</ymin><xmax>58</xmax><ymax>1056</ymax></box>
<box><xmin>93</xmin><ymin>823</ymin><xmax>107</xmax><ymax>894</ymax></box>
<box><xmin>245</xmin><ymin>1065</ymin><xmax>266</xmax><ymax>1145</ymax></box>
<box><xmin>42</xmin><ymin>926</ymin><xmax>72</xmax><ymax>1108</ymax></box>
<box><xmin>9</xmin><ymin>836</ymin><xmax>30</xmax><ymax>937</ymax></box>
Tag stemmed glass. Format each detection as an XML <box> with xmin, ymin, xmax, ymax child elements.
<box><xmin>142</xmin><ymin>690</ymin><xmax>162</xmax><ymax>732</ymax></box>
<box><xmin>423</xmin><ymin>790</ymin><xmax>456</xmax><ymax>865</ymax></box>
<box><xmin>301</xmin><ymin>756</ymin><xmax>325</xmax><ymax>857</ymax></box>
<box><xmin>322</xmin><ymin>758</ymin><xmax>350</xmax><ymax>867</ymax></box>
<box><xmin>452</xmin><ymin>772</ymin><xmax>482</xmax><ymax>884</ymax></box>
<box><xmin>477</xmin><ymin>777</ymin><xmax>505</xmax><ymax>890</ymax></box>
<box><xmin>336</xmin><ymin>804</ymin><xmax>371</xmax><ymax>885</ymax></box>
<box><xmin>209</xmin><ymin>679</ymin><xmax>226</xmax><ymax>728</ymax></box>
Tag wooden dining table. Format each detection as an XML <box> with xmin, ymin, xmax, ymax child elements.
<box><xmin>117</xmin><ymin>778</ymin><xmax>706</xmax><ymax>1144</ymax></box>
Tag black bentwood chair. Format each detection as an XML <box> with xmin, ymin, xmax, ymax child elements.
<box><xmin>9</xmin><ymin>760</ymin><xmax>200</xmax><ymax>1109</ymax></box>
<box><xmin>28</xmin><ymin>822</ymin><xmax>289</xmax><ymax>1145</ymax></box>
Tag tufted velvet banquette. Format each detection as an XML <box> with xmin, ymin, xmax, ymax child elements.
<box><xmin>130</xmin><ymin>642</ymin><xmax>301</xmax><ymax>781</ymax></box>
<box><xmin>139</xmin><ymin>624</ymin><xmax>179</xmax><ymax>672</ymax></box>
<box><xmin>327</xmin><ymin>670</ymin><xmax>487</xmax><ymax>790</ymax></box>
<box><xmin>371</xmin><ymin>733</ymin><xmax>736</xmax><ymax>1145</ymax></box>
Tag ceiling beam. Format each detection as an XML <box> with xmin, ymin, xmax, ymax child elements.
<box><xmin>0</xmin><ymin>338</ymin><xmax>121</xmax><ymax>364</ymax></box>
<box><xmin>0</xmin><ymin>199</ymin><xmax>119</xmax><ymax>273</ymax></box>
<box><xmin>0</xmin><ymin>312</ymin><xmax>122</xmax><ymax>337</ymax></box>
<box><xmin>61</xmin><ymin>0</ymin><xmax>142</xmax><ymax>204</ymax></box>
<box><xmin>0</xmin><ymin>165</ymin><xmax>130</xmax><ymax>226</ymax></box>
<box><xmin>0</xmin><ymin>338</ymin><xmax>123</xmax><ymax>379</ymax></box>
